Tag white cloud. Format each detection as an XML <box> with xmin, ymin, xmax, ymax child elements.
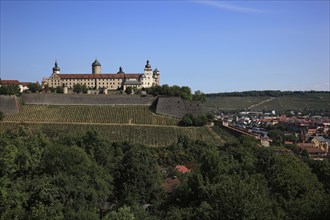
<box><xmin>195</xmin><ymin>0</ymin><xmax>266</xmax><ymax>14</ymax></box>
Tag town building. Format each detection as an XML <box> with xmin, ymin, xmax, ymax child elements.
<box><xmin>0</xmin><ymin>80</ymin><xmax>31</xmax><ymax>92</ymax></box>
<box><xmin>45</xmin><ymin>59</ymin><xmax>160</xmax><ymax>92</ymax></box>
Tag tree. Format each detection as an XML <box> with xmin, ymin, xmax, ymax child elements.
<box><xmin>73</xmin><ymin>84</ymin><xmax>82</xmax><ymax>93</ymax></box>
<box><xmin>181</xmin><ymin>114</ymin><xmax>193</xmax><ymax>126</ymax></box>
<box><xmin>28</xmin><ymin>82</ymin><xmax>42</xmax><ymax>93</ymax></box>
<box><xmin>39</xmin><ymin>144</ymin><xmax>112</xmax><ymax>215</ymax></box>
<box><xmin>56</xmin><ymin>86</ymin><xmax>63</xmax><ymax>93</ymax></box>
<box><xmin>81</xmin><ymin>84</ymin><xmax>88</xmax><ymax>94</ymax></box>
<box><xmin>192</xmin><ymin>90</ymin><xmax>206</xmax><ymax>102</ymax></box>
<box><xmin>114</xmin><ymin>145</ymin><xmax>164</xmax><ymax>206</ymax></box>
<box><xmin>193</xmin><ymin>115</ymin><xmax>208</xmax><ymax>126</ymax></box>
<box><xmin>0</xmin><ymin>111</ymin><xmax>4</xmax><ymax>121</ymax></box>
<box><xmin>268</xmin><ymin>129</ymin><xmax>282</xmax><ymax>145</ymax></box>
<box><xmin>125</xmin><ymin>86</ymin><xmax>133</xmax><ymax>94</ymax></box>
<box><xmin>0</xmin><ymin>85</ymin><xmax>20</xmax><ymax>95</ymax></box>
<box><xmin>255</xmin><ymin>150</ymin><xmax>326</xmax><ymax>219</ymax></box>
<box><xmin>106</xmin><ymin>206</ymin><xmax>135</xmax><ymax>220</ymax></box>
<box><xmin>180</xmin><ymin>114</ymin><xmax>208</xmax><ymax>127</ymax></box>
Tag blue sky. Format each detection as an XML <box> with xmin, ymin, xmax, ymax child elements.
<box><xmin>1</xmin><ymin>0</ymin><xmax>329</xmax><ymax>93</ymax></box>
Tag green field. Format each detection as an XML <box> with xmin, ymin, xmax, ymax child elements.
<box><xmin>205</xmin><ymin>93</ymin><xmax>330</xmax><ymax>112</ymax></box>
<box><xmin>205</xmin><ymin>96</ymin><xmax>269</xmax><ymax>111</ymax></box>
<box><xmin>3</xmin><ymin>105</ymin><xmax>179</xmax><ymax>125</ymax></box>
<box><xmin>250</xmin><ymin>94</ymin><xmax>330</xmax><ymax>111</ymax></box>
<box><xmin>0</xmin><ymin>123</ymin><xmax>223</xmax><ymax>147</ymax></box>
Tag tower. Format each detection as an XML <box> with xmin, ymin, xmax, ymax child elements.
<box><xmin>52</xmin><ymin>60</ymin><xmax>60</xmax><ymax>74</ymax></box>
<box><xmin>92</xmin><ymin>59</ymin><xmax>101</xmax><ymax>74</ymax></box>
<box><xmin>153</xmin><ymin>68</ymin><xmax>160</xmax><ymax>86</ymax></box>
<box><xmin>143</xmin><ymin>60</ymin><xmax>153</xmax><ymax>87</ymax></box>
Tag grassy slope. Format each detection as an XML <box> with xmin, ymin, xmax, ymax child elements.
<box><xmin>251</xmin><ymin>93</ymin><xmax>330</xmax><ymax>111</ymax></box>
<box><xmin>205</xmin><ymin>93</ymin><xmax>330</xmax><ymax>111</ymax></box>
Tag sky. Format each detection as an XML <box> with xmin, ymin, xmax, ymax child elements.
<box><xmin>0</xmin><ymin>0</ymin><xmax>329</xmax><ymax>93</ymax></box>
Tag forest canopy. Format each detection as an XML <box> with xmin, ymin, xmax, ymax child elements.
<box><xmin>0</xmin><ymin>126</ymin><xmax>329</xmax><ymax>219</ymax></box>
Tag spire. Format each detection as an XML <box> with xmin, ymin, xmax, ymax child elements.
<box><xmin>145</xmin><ymin>60</ymin><xmax>151</xmax><ymax>69</ymax></box>
<box><xmin>92</xmin><ymin>59</ymin><xmax>101</xmax><ymax>66</ymax></box>
<box><xmin>153</xmin><ymin>68</ymin><xmax>160</xmax><ymax>74</ymax></box>
<box><xmin>117</xmin><ymin>66</ymin><xmax>125</xmax><ymax>74</ymax></box>
<box><xmin>53</xmin><ymin>60</ymin><xmax>60</xmax><ymax>73</ymax></box>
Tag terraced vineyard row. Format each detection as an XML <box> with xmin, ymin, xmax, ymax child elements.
<box><xmin>205</xmin><ymin>93</ymin><xmax>330</xmax><ymax>112</ymax></box>
<box><xmin>3</xmin><ymin>105</ymin><xmax>179</xmax><ymax>126</ymax></box>
<box><xmin>0</xmin><ymin>123</ymin><xmax>223</xmax><ymax>147</ymax></box>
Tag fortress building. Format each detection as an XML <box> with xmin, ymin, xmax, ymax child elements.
<box><xmin>45</xmin><ymin>60</ymin><xmax>160</xmax><ymax>91</ymax></box>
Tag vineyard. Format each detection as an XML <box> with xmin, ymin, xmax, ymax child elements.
<box><xmin>3</xmin><ymin>105</ymin><xmax>179</xmax><ymax>126</ymax></box>
<box><xmin>205</xmin><ymin>93</ymin><xmax>330</xmax><ymax>112</ymax></box>
<box><xmin>0</xmin><ymin>123</ymin><xmax>223</xmax><ymax>147</ymax></box>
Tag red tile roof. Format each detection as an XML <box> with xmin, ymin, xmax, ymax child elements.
<box><xmin>175</xmin><ymin>165</ymin><xmax>190</xmax><ymax>173</ymax></box>
<box><xmin>20</xmin><ymin>82</ymin><xmax>31</xmax><ymax>86</ymax></box>
<box><xmin>305</xmin><ymin>148</ymin><xmax>327</xmax><ymax>154</ymax></box>
<box><xmin>0</xmin><ymin>80</ymin><xmax>20</xmax><ymax>85</ymax></box>
<box><xmin>57</xmin><ymin>73</ymin><xmax>142</xmax><ymax>80</ymax></box>
<box><xmin>297</xmin><ymin>143</ymin><xmax>316</xmax><ymax>148</ymax></box>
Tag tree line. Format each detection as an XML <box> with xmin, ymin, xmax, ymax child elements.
<box><xmin>147</xmin><ymin>85</ymin><xmax>206</xmax><ymax>101</ymax></box>
<box><xmin>1</xmin><ymin>125</ymin><xmax>330</xmax><ymax>219</ymax></box>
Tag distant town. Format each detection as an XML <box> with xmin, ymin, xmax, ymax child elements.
<box><xmin>216</xmin><ymin>109</ymin><xmax>330</xmax><ymax>160</ymax></box>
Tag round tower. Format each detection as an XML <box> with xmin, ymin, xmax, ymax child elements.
<box><xmin>153</xmin><ymin>68</ymin><xmax>160</xmax><ymax>86</ymax></box>
<box><xmin>92</xmin><ymin>59</ymin><xmax>101</xmax><ymax>74</ymax></box>
<box><xmin>143</xmin><ymin>60</ymin><xmax>153</xmax><ymax>88</ymax></box>
<box><xmin>144</xmin><ymin>60</ymin><xmax>152</xmax><ymax>70</ymax></box>
<box><xmin>52</xmin><ymin>60</ymin><xmax>60</xmax><ymax>74</ymax></box>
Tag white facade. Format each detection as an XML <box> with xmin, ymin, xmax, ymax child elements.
<box><xmin>45</xmin><ymin>60</ymin><xmax>160</xmax><ymax>91</ymax></box>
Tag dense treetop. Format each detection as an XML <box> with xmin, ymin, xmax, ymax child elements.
<box><xmin>0</xmin><ymin>125</ymin><xmax>329</xmax><ymax>219</ymax></box>
<box><xmin>147</xmin><ymin>84</ymin><xmax>206</xmax><ymax>101</ymax></box>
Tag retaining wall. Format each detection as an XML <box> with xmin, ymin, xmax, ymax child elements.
<box><xmin>22</xmin><ymin>93</ymin><xmax>157</xmax><ymax>105</ymax></box>
<box><xmin>155</xmin><ymin>97</ymin><xmax>204</xmax><ymax>118</ymax></box>
<box><xmin>0</xmin><ymin>95</ymin><xmax>19</xmax><ymax>114</ymax></box>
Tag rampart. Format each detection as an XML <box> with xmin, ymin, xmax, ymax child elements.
<box><xmin>155</xmin><ymin>96</ymin><xmax>204</xmax><ymax>118</ymax></box>
<box><xmin>22</xmin><ymin>93</ymin><xmax>157</xmax><ymax>105</ymax></box>
<box><xmin>0</xmin><ymin>95</ymin><xmax>19</xmax><ymax>114</ymax></box>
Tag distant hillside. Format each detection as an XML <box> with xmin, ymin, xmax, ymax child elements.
<box><xmin>205</xmin><ymin>92</ymin><xmax>330</xmax><ymax>112</ymax></box>
<box><xmin>207</xmin><ymin>90</ymin><xmax>329</xmax><ymax>97</ymax></box>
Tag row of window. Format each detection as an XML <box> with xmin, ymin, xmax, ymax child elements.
<box><xmin>61</xmin><ymin>79</ymin><xmax>123</xmax><ymax>82</ymax></box>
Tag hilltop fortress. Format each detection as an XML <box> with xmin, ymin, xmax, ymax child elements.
<box><xmin>45</xmin><ymin>59</ymin><xmax>160</xmax><ymax>92</ymax></box>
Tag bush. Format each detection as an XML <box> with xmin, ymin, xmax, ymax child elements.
<box><xmin>125</xmin><ymin>86</ymin><xmax>133</xmax><ymax>94</ymax></box>
<box><xmin>56</xmin><ymin>86</ymin><xmax>63</xmax><ymax>94</ymax></box>
<box><xmin>180</xmin><ymin>114</ymin><xmax>208</xmax><ymax>127</ymax></box>
<box><xmin>28</xmin><ymin>82</ymin><xmax>42</xmax><ymax>93</ymax></box>
<box><xmin>0</xmin><ymin>111</ymin><xmax>4</xmax><ymax>121</ymax></box>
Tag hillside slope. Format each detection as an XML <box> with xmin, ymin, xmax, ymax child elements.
<box><xmin>205</xmin><ymin>93</ymin><xmax>330</xmax><ymax>112</ymax></box>
<box><xmin>2</xmin><ymin>105</ymin><xmax>223</xmax><ymax>147</ymax></box>
<box><xmin>3</xmin><ymin>105</ymin><xmax>179</xmax><ymax>125</ymax></box>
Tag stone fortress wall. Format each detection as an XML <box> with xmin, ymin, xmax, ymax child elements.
<box><xmin>0</xmin><ymin>95</ymin><xmax>19</xmax><ymax>114</ymax></box>
<box><xmin>22</xmin><ymin>94</ymin><xmax>157</xmax><ymax>105</ymax></box>
<box><xmin>2</xmin><ymin>94</ymin><xmax>204</xmax><ymax>118</ymax></box>
<box><xmin>155</xmin><ymin>97</ymin><xmax>204</xmax><ymax>118</ymax></box>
